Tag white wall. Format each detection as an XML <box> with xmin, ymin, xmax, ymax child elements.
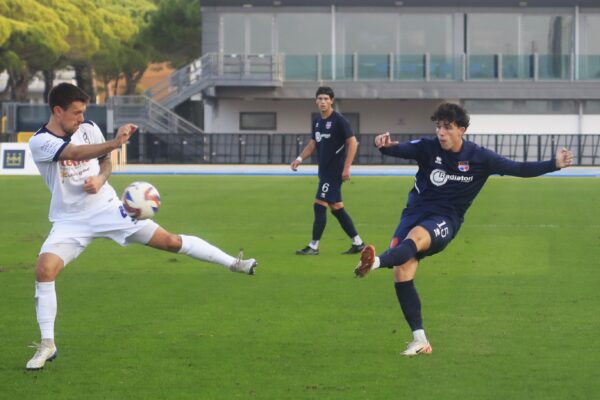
<box><xmin>208</xmin><ymin>99</ymin><xmax>443</xmax><ymax>134</ymax></box>
<box><xmin>582</xmin><ymin>115</ymin><xmax>600</xmax><ymax>134</ymax></box>
<box><xmin>469</xmin><ymin>114</ymin><xmax>590</xmax><ymax>134</ymax></box>
<box><xmin>207</xmin><ymin>98</ymin><xmax>600</xmax><ymax>135</ymax></box>
<box><xmin>340</xmin><ymin>99</ymin><xmax>442</xmax><ymax>134</ymax></box>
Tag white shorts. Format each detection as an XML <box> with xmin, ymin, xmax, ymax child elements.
<box><xmin>40</xmin><ymin>201</ymin><xmax>159</xmax><ymax>266</ymax></box>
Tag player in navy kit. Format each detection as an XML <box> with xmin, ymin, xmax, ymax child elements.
<box><xmin>291</xmin><ymin>86</ymin><xmax>365</xmax><ymax>255</ymax></box>
<box><xmin>354</xmin><ymin>103</ymin><xmax>573</xmax><ymax>356</ymax></box>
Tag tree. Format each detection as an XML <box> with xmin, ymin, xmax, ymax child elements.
<box><xmin>37</xmin><ymin>0</ymin><xmax>101</xmax><ymax>101</ymax></box>
<box><xmin>92</xmin><ymin>0</ymin><xmax>156</xmax><ymax>95</ymax></box>
<box><xmin>143</xmin><ymin>0</ymin><xmax>202</xmax><ymax>69</ymax></box>
<box><xmin>0</xmin><ymin>0</ymin><xmax>68</xmax><ymax>101</ymax></box>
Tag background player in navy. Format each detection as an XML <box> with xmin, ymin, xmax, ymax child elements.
<box><xmin>354</xmin><ymin>103</ymin><xmax>573</xmax><ymax>356</ymax></box>
<box><xmin>291</xmin><ymin>86</ymin><xmax>365</xmax><ymax>255</ymax></box>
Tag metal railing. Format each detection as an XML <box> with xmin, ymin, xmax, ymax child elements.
<box><xmin>107</xmin><ymin>96</ymin><xmax>203</xmax><ymax>135</ymax></box>
<box><xmin>125</xmin><ymin>133</ymin><xmax>600</xmax><ymax>166</ymax></box>
<box><xmin>144</xmin><ymin>53</ymin><xmax>284</xmax><ymax>109</ymax></box>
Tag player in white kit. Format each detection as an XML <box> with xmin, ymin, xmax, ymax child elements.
<box><xmin>26</xmin><ymin>83</ymin><xmax>258</xmax><ymax>370</ymax></box>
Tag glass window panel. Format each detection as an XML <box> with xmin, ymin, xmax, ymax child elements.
<box><xmin>430</xmin><ymin>54</ymin><xmax>457</xmax><ymax>80</ymax></box>
<box><xmin>469</xmin><ymin>54</ymin><xmax>497</xmax><ymax>79</ymax></box>
<box><xmin>277</xmin><ymin>13</ymin><xmax>330</xmax><ymax>54</ymax></box>
<box><xmin>358</xmin><ymin>54</ymin><xmax>389</xmax><ymax>79</ymax></box>
<box><xmin>521</xmin><ymin>15</ymin><xmax>572</xmax><ymax>55</ymax></box>
<box><xmin>336</xmin><ymin>13</ymin><xmax>396</xmax><ymax>54</ymax></box>
<box><xmin>398</xmin><ymin>15</ymin><xmax>454</xmax><ymax>55</ymax></box>
<box><xmin>502</xmin><ymin>55</ymin><xmax>533</xmax><ymax>79</ymax></box>
<box><xmin>248</xmin><ymin>14</ymin><xmax>272</xmax><ymax>54</ymax></box>
<box><xmin>285</xmin><ymin>55</ymin><xmax>317</xmax><ymax>80</ymax></box>
<box><xmin>321</xmin><ymin>54</ymin><xmax>354</xmax><ymax>81</ymax></box>
<box><xmin>395</xmin><ymin>54</ymin><xmax>424</xmax><ymax>80</ymax></box>
<box><xmin>579</xmin><ymin>55</ymin><xmax>600</xmax><ymax>80</ymax></box>
<box><xmin>538</xmin><ymin>54</ymin><xmax>570</xmax><ymax>80</ymax></box>
<box><xmin>222</xmin><ymin>14</ymin><xmax>245</xmax><ymax>53</ymax></box>
<box><xmin>579</xmin><ymin>14</ymin><xmax>600</xmax><ymax>79</ymax></box>
<box><xmin>468</xmin><ymin>14</ymin><xmax>519</xmax><ymax>55</ymax></box>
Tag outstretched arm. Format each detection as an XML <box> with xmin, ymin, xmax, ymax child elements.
<box><xmin>59</xmin><ymin>124</ymin><xmax>137</xmax><ymax>161</ymax></box>
<box><xmin>490</xmin><ymin>148</ymin><xmax>573</xmax><ymax>177</ymax></box>
<box><xmin>291</xmin><ymin>139</ymin><xmax>317</xmax><ymax>171</ymax></box>
<box><xmin>376</xmin><ymin>132</ymin><xmax>419</xmax><ymax>160</ymax></box>
<box><xmin>374</xmin><ymin>132</ymin><xmax>398</xmax><ymax>148</ymax></box>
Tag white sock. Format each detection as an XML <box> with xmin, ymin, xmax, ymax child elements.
<box><xmin>372</xmin><ymin>256</ymin><xmax>381</xmax><ymax>269</ymax></box>
<box><xmin>413</xmin><ymin>329</ymin><xmax>427</xmax><ymax>342</ymax></box>
<box><xmin>179</xmin><ymin>235</ymin><xmax>236</xmax><ymax>268</ymax></box>
<box><xmin>35</xmin><ymin>281</ymin><xmax>57</xmax><ymax>340</ymax></box>
<box><xmin>351</xmin><ymin>235</ymin><xmax>363</xmax><ymax>245</ymax></box>
<box><xmin>309</xmin><ymin>240</ymin><xmax>319</xmax><ymax>250</ymax></box>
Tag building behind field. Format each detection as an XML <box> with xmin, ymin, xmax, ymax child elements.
<box><xmin>166</xmin><ymin>0</ymin><xmax>600</xmax><ymax>135</ymax></box>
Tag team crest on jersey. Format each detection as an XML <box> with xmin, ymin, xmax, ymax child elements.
<box><xmin>458</xmin><ymin>161</ymin><xmax>470</xmax><ymax>172</ymax></box>
<box><xmin>325</xmin><ymin>121</ymin><xmax>332</xmax><ymax>130</ymax></box>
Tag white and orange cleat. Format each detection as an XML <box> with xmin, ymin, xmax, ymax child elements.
<box><xmin>401</xmin><ymin>339</ymin><xmax>432</xmax><ymax>357</ymax></box>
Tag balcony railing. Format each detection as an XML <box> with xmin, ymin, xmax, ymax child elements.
<box><xmin>281</xmin><ymin>53</ymin><xmax>600</xmax><ymax>82</ymax></box>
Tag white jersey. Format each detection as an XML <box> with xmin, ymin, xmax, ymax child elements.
<box><xmin>29</xmin><ymin>120</ymin><xmax>119</xmax><ymax>222</ymax></box>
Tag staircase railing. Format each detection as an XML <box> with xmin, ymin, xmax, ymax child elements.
<box><xmin>144</xmin><ymin>53</ymin><xmax>284</xmax><ymax>109</ymax></box>
<box><xmin>108</xmin><ymin>95</ymin><xmax>204</xmax><ymax>134</ymax></box>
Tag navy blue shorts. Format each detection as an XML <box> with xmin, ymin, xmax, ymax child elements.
<box><xmin>390</xmin><ymin>212</ymin><xmax>455</xmax><ymax>260</ymax></box>
<box><xmin>315</xmin><ymin>178</ymin><xmax>342</xmax><ymax>203</ymax></box>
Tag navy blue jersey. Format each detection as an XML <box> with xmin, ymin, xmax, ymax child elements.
<box><xmin>380</xmin><ymin>137</ymin><xmax>558</xmax><ymax>232</ymax></box>
<box><xmin>312</xmin><ymin>111</ymin><xmax>354</xmax><ymax>179</ymax></box>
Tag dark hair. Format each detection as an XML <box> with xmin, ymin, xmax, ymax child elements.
<box><xmin>315</xmin><ymin>86</ymin><xmax>335</xmax><ymax>99</ymax></box>
<box><xmin>48</xmin><ymin>83</ymin><xmax>90</xmax><ymax>112</ymax></box>
<box><xmin>430</xmin><ymin>103</ymin><xmax>470</xmax><ymax>129</ymax></box>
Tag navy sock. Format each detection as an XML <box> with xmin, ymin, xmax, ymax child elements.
<box><xmin>394</xmin><ymin>280</ymin><xmax>423</xmax><ymax>331</ymax></box>
<box><xmin>312</xmin><ymin>203</ymin><xmax>327</xmax><ymax>241</ymax></box>
<box><xmin>379</xmin><ymin>239</ymin><xmax>417</xmax><ymax>268</ymax></box>
<box><xmin>331</xmin><ymin>208</ymin><xmax>359</xmax><ymax>239</ymax></box>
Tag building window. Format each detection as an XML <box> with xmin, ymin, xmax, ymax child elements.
<box><xmin>240</xmin><ymin>112</ymin><xmax>276</xmax><ymax>130</ymax></box>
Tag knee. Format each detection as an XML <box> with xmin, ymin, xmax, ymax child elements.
<box><xmin>35</xmin><ymin>262</ymin><xmax>61</xmax><ymax>282</ymax></box>
<box><xmin>407</xmin><ymin>227</ymin><xmax>431</xmax><ymax>252</ymax></box>
<box><xmin>166</xmin><ymin>234</ymin><xmax>183</xmax><ymax>252</ymax></box>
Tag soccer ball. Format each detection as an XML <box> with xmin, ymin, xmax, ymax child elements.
<box><xmin>121</xmin><ymin>181</ymin><xmax>161</xmax><ymax>220</ymax></box>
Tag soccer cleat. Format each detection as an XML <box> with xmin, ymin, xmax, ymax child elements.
<box><xmin>342</xmin><ymin>243</ymin><xmax>366</xmax><ymax>254</ymax></box>
<box><xmin>26</xmin><ymin>340</ymin><xmax>58</xmax><ymax>370</ymax></box>
<box><xmin>401</xmin><ymin>340</ymin><xmax>432</xmax><ymax>357</ymax></box>
<box><xmin>295</xmin><ymin>246</ymin><xmax>319</xmax><ymax>255</ymax></box>
<box><xmin>354</xmin><ymin>244</ymin><xmax>376</xmax><ymax>278</ymax></box>
<box><xmin>229</xmin><ymin>251</ymin><xmax>257</xmax><ymax>275</ymax></box>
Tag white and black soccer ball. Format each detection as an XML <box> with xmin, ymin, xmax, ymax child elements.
<box><xmin>121</xmin><ymin>181</ymin><xmax>161</xmax><ymax>220</ymax></box>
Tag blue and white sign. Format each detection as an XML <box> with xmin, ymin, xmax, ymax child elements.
<box><xmin>0</xmin><ymin>143</ymin><xmax>39</xmax><ymax>175</ymax></box>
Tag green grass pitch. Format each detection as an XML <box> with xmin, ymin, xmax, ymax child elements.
<box><xmin>0</xmin><ymin>175</ymin><xmax>598</xmax><ymax>399</ymax></box>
